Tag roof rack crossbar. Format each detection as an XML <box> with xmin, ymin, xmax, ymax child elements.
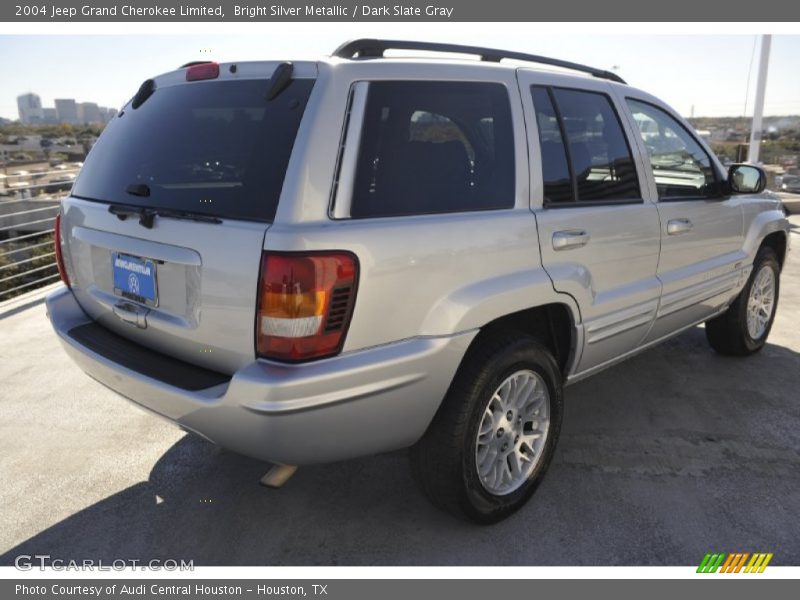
<box><xmin>332</xmin><ymin>39</ymin><xmax>626</xmax><ymax>84</ymax></box>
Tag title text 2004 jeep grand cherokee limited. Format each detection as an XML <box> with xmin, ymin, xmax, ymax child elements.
<box><xmin>47</xmin><ymin>40</ymin><xmax>790</xmax><ymax>523</ymax></box>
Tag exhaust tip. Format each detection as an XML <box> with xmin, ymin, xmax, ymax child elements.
<box><xmin>259</xmin><ymin>464</ymin><xmax>298</xmax><ymax>489</ymax></box>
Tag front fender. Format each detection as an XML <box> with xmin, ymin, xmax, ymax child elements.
<box><xmin>742</xmin><ymin>197</ymin><xmax>790</xmax><ymax>261</ymax></box>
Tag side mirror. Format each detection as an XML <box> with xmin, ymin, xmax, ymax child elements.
<box><xmin>728</xmin><ymin>163</ymin><xmax>767</xmax><ymax>194</ymax></box>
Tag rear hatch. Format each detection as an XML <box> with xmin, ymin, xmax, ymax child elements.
<box><xmin>60</xmin><ymin>62</ymin><xmax>316</xmax><ymax>374</ymax></box>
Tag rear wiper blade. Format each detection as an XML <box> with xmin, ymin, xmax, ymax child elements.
<box><xmin>108</xmin><ymin>203</ymin><xmax>222</xmax><ymax>229</ymax></box>
<box><xmin>150</xmin><ymin>208</ymin><xmax>223</xmax><ymax>225</ymax></box>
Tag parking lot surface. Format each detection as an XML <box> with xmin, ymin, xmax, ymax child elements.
<box><xmin>1</xmin><ymin>215</ymin><xmax>798</xmax><ymax>566</ymax></box>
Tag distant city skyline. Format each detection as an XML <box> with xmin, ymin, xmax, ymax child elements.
<box><xmin>15</xmin><ymin>91</ymin><xmax>115</xmax><ymax>125</ymax></box>
<box><xmin>0</xmin><ymin>33</ymin><xmax>799</xmax><ymax>120</ymax></box>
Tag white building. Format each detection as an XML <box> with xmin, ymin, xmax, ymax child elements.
<box><xmin>55</xmin><ymin>99</ymin><xmax>79</xmax><ymax>125</ymax></box>
<box><xmin>17</xmin><ymin>93</ymin><xmax>43</xmax><ymax>124</ymax></box>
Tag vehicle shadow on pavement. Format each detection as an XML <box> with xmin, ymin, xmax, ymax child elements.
<box><xmin>2</xmin><ymin>327</ymin><xmax>799</xmax><ymax>566</ymax></box>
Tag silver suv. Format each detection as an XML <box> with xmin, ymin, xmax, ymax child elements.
<box><xmin>47</xmin><ymin>39</ymin><xmax>790</xmax><ymax>523</ymax></box>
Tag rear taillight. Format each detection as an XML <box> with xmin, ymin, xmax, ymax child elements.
<box><xmin>256</xmin><ymin>252</ymin><xmax>358</xmax><ymax>362</ymax></box>
<box><xmin>186</xmin><ymin>62</ymin><xmax>219</xmax><ymax>81</ymax></box>
<box><xmin>54</xmin><ymin>213</ymin><xmax>70</xmax><ymax>288</ymax></box>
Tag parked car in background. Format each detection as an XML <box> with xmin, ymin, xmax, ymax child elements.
<box><xmin>778</xmin><ymin>174</ymin><xmax>800</xmax><ymax>194</ymax></box>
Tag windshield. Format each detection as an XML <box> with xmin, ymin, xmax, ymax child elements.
<box><xmin>72</xmin><ymin>77</ymin><xmax>315</xmax><ymax>222</ymax></box>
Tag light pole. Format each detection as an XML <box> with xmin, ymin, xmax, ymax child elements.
<box><xmin>748</xmin><ymin>35</ymin><xmax>772</xmax><ymax>164</ymax></box>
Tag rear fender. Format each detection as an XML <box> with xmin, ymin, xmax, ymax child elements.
<box><xmin>420</xmin><ymin>268</ymin><xmax>583</xmax><ymax>373</ymax></box>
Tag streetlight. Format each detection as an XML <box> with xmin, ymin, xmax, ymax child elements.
<box><xmin>748</xmin><ymin>35</ymin><xmax>772</xmax><ymax>165</ymax></box>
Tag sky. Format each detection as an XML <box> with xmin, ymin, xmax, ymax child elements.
<box><xmin>1</xmin><ymin>30</ymin><xmax>798</xmax><ymax>121</ymax></box>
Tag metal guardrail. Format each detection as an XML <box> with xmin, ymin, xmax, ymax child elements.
<box><xmin>2</xmin><ymin>167</ymin><xmax>82</xmax><ymax>178</ymax></box>
<box><xmin>0</xmin><ymin>167</ymin><xmax>80</xmax><ymax>300</ymax></box>
<box><xmin>3</xmin><ymin>179</ymin><xmax>76</xmax><ymax>193</ymax></box>
<box><xmin>0</xmin><ymin>216</ymin><xmax>57</xmax><ymax>233</ymax></box>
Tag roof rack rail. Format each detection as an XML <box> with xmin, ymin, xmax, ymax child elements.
<box><xmin>332</xmin><ymin>39</ymin><xmax>626</xmax><ymax>84</ymax></box>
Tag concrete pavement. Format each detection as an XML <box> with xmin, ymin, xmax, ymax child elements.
<box><xmin>1</xmin><ymin>217</ymin><xmax>799</xmax><ymax>566</ymax></box>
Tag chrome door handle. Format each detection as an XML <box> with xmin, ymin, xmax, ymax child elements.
<box><xmin>552</xmin><ymin>229</ymin><xmax>590</xmax><ymax>251</ymax></box>
<box><xmin>667</xmin><ymin>218</ymin><xmax>693</xmax><ymax>236</ymax></box>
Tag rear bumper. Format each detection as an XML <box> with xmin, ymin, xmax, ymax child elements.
<box><xmin>46</xmin><ymin>286</ymin><xmax>475</xmax><ymax>465</ymax></box>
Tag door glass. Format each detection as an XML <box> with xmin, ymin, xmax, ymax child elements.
<box><xmin>626</xmin><ymin>99</ymin><xmax>719</xmax><ymax>199</ymax></box>
<box><xmin>532</xmin><ymin>86</ymin><xmax>574</xmax><ymax>204</ymax></box>
<box><xmin>550</xmin><ymin>88</ymin><xmax>641</xmax><ymax>202</ymax></box>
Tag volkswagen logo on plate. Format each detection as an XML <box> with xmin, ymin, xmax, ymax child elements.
<box><xmin>128</xmin><ymin>273</ymin><xmax>140</xmax><ymax>295</ymax></box>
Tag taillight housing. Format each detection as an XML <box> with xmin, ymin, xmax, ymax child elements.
<box><xmin>256</xmin><ymin>252</ymin><xmax>358</xmax><ymax>362</ymax></box>
<box><xmin>54</xmin><ymin>213</ymin><xmax>70</xmax><ymax>288</ymax></box>
<box><xmin>186</xmin><ymin>62</ymin><xmax>219</xmax><ymax>81</ymax></box>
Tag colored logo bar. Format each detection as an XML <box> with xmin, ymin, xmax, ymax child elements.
<box><xmin>697</xmin><ymin>552</ymin><xmax>773</xmax><ymax>573</ymax></box>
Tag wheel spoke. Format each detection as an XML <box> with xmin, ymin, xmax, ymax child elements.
<box><xmin>500</xmin><ymin>461</ymin><xmax>512</xmax><ymax>488</ymax></box>
<box><xmin>505</xmin><ymin>378</ymin><xmax>516</xmax><ymax>407</ymax></box>
<box><xmin>492</xmin><ymin>460</ymin><xmax>505</xmax><ymax>490</ymax></box>
<box><xmin>497</xmin><ymin>382</ymin><xmax>510</xmax><ymax>406</ymax></box>
<box><xmin>520</xmin><ymin>439</ymin><xmax>538</xmax><ymax>458</ymax></box>
<box><xmin>515</xmin><ymin>376</ymin><xmax>536</xmax><ymax>410</ymax></box>
<box><xmin>529</xmin><ymin>386</ymin><xmax>546</xmax><ymax>414</ymax></box>
<box><xmin>521</xmin><ymin>432</ymin><xmax>542</xmax><ymax>448</ymax></box>
<box><xmin>490</xmin><ymin>393</ymin><xmax>504</xmax><ymax>411</ymax></box>
<box><xmin>507</xmin><ymin>451</ymin><xmax>523</xmax><ymax>479</ymax></box>
<box><xmin>479</xmin><ymin>410</ymin><xmax>494</xmax><ymax>436</ymax></box>
<box><xmin>478</xmin><ymin>445</ymin><xmax>498</xmax><ymax>477</ymax></box>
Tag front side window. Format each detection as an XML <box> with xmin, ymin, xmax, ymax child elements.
<box><xmin>626</xmin><ymin>99</ymin><xmax>719</xmax><ymax>200</ymax></box>
<box><xmin>349</xmin><ymin>81</ymin><xmax>515</xmax><ymax>218</ymax></box>
<box><xmin>531</xmin><ymin>86</ymin><xmax>640</xmax><ymax>204</ymax></box>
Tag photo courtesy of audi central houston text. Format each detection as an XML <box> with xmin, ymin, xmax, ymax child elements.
<box><xmin>1</xmin><ymin>30</ymin><xmax>798</xmax><ymax>567</ymax></box>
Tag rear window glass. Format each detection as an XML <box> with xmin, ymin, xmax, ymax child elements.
<box><xmin>349</xmin><ymin>81</ymin><xmax>515</xmax><ymax>218</ymax></box>
<box><xmin>72</xmin><ymin>78</ymin><xmax>315</xmax><ymax>222</ymax></box>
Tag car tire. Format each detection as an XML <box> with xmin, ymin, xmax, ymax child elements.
<box><xmin>409</xmin><ymin>332</ymin><xmax>563</xmax><ymax>524</ymax></box>
<box><xmin>705</xmin><ymin>246</ymin><xmax>780</xmax><ymax>356</ymax></box>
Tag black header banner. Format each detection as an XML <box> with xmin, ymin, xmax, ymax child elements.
<box><xmin>4</xmin><ymin>0</ymin><xmax>800</xmax><ymax>21</ymax></box>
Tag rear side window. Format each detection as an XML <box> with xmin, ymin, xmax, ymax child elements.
<box><xmin>350</xmin><ymin>81</ymin><xmax>515</xmax><ymax>218</ymax></box>
<box><xmin>531</xmin><ymin>86</ymin><xmax>640</xmax><ymax>204</ymax></box>
<box><xmin>531</xmin><ymin>87</ymin><xmax>573</xmax><ymax>203</ymax></box>
<box><xmin>72</xmin><ymin>78</ymin><xmax>315</xmax><ymax>222</ymax></box>
<box><xmin>626</xmin><ymin>99</ymin><xmax>719</xmax><ymax>200</ymax></box>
